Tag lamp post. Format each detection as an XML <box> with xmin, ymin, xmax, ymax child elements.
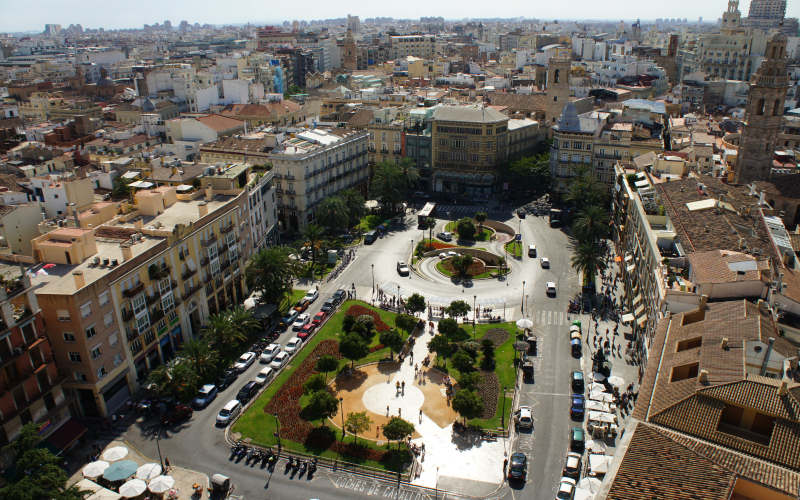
<box><xmin>273</xmin><ymin>413</ymin><xmax>281</xmax><ymax>451</ymax></box>
<box><xmin>525</xmin><ymin>294</ymin><xmax>529</xmax><ymax>319</ymax></box>
<box><xmin>435</xmin><ymin>466</ymin><xmax>440</xmax><ymax>500</ymax></box>
<box><xmin>521</xmin><ymin>280</ymin><xmax>526</xmax><ymax>314</ymax></box>
<box><xmin>339</xmin><ymin>397</ymin><xmax>345</xmax><ymax>438</ymax></box>
<box><xmin>155</xmin><ymin>422</ymin><xmax>164</xmax><ymax>469</ymax></box>
<box><xmin>473</xmin><ymin>295</ymin><xmax>477</xmax><ymax>339</ymax></box>
<box><xmin>371</xmin><ymin>264</ymin><xmax>375</xmax><ymax>298</ymax></box>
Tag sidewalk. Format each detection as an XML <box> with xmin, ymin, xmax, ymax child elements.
<box><xmin>68</xmin><ymin>438</ymin><xmax>209</xmax><ymax>499</ymax></box>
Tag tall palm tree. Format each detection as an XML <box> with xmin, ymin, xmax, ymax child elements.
<box><xmin>227</xmin><ymin>306</ymin><xmax>261</xmax><ymax>339</ymax></box>
<box><xmin>571</xmin><ymin>241</ymin><xmax>607</xmax><ymax>287</ymax></box>
<box><xmin>573</xmin><ymin>205</ymin><xmax>609</xmax><ymax>244</ymax></box>
<box><xmin>180</xmin><ymin>338</ymin><xmax>219</xmax><ymax>380</ymax></box>
<box><xmin>302</xmin><ymin>223</ymin><xmax>325</xmax><ymax>274</ymax></box>
<box><xmin>203</xmin><ymin>312</ymin><xmax>245</xmax><ymax>357</ymax></box>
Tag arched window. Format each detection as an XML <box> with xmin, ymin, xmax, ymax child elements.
<box><xmin>756</xmin><ymin>98</ymin><xmax>765</xmax><ymax>115</ymax></box>
<box><xmin>554</xmin><ymin>69</ymin><xmax>560</xmax><ymax>84</ymax></box>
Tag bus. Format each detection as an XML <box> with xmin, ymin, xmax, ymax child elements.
<box><xmin>418</xmin><ymin>202</ymin><xmax>437</xmax><ymax>227</ymax></box>
<box><xmin>549</xmin><ymin>208</ymin><xmax>563</xmax><ymax>228</ymax></box>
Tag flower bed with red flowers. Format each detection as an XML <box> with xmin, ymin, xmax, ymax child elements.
<box><xmin>440</xmin><ymin>258</ymin><xmax>486</xmax><ymax>277</ymax></box>
<box><xmin>345</xmin><ymin>305</ymin><xmax>391</xmax><ymax>332</ymax></box>
<box><xmin>428</xmin><ymin>240</ymin><xmax>457</xmax><ymax>249</ymax></box>
<box><xmin>369</xmin><ymin>343</ymin><xmax>385</xmax><ymax>353</ymax></box>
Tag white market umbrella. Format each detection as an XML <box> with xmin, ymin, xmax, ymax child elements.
<box><xmin>585</xmin><ymin>439</ymin><xmax>608</xmax><ymax>454</ymax></box>
<box><xmin>589</xmin><ymin>382</ymin><xmax>607</xmax><ymax>393</ymax></box>
<box><xmin>591</xmin><ymin>372</ymin><xmax>607</xmax><ymax>382</ymax></box>
<box><xmin>135</xmin><ymin>463</ymin><xmax>162</xmax><ymax>481</ymax></box>
<box><xmin>516</xmin><ymin>318</ymin><xmax>533</xmax><ymax>330</ymax></box>
<box><xmin>102</xmin><ymin>446</ymin><xmax>129</xmax><ymax>462</ymax></box>
<box><xmin>578</xmin><ymin>477</ymin><xmax>603</xmax><ymax>493</ymax></box>
<box><xmin>118</xmin><ymin>479</ymin><xmax>147</xmax><ymax>498</ymax></box>
<box><xmin>82</xmin><ymin>460</ymin><xmax>110</xmax><ymax>479</ymax></box>
<box><xmin>148</xmin><ymin>475</ymin><xmax>176</xmax><ymax>494</ymax></box>
<box><xmin>608</xmin><ymin>375</ymin><xmax>626</xmax><ymax>388</ymax></box>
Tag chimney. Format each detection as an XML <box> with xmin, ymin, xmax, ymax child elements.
<box><xmin>721</xmin><ymin>337</ymin><xmax>729</xmax><ymax>350</ymax></box>
<box><xmin>699</xmin><ymin>294</ymin><xmax>708</xmax><ymax>310</ymax></box>
<box><xmin>72</xmin><ymin>270</ymin><xmax>85</xmax><ymax>289</ymax></box>
<box><xmin>198</xmin><ymin>201</ymin><xmax>208</xmax><ymax>217</ymax></box>
<box><xmin>121</xmin><ymin>242</ymin><xmax>133</xmax><ymax>261</ymax></box>
<box><xmin>698</xmin><ymin>369</ymin><xmax>709</xmax><ymax>384</ymax></box>
<box><xmin>778</xmin><ymin>379</ymin><xmax>788</xmax><ymax>396</ymax></box>
<box><xmin>205</xmin><ymin>186</ymin><xmax>214</xmax><ymax>201</ymax></box>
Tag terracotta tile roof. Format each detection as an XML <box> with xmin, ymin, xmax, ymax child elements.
<box><xmin>700</xmin><ymin>378</ymin><xmax>800</xmax><ymax>420</ymax></box>
<box><xmin>346</xmin><ymin>109</ymin><xmax>374</xmax><ymax>128</ymax></box>
<box><xmin>485</xmin><ymin>92</ymin><xmax>548</xmax><ymax>114</ymax></box>
<box><xmin>195</xmin><ymin>114</ymin><xmax>244</xmax><ymax>132</ymax></box>
<box><xmin>607</xmin><ymin>423</ymin><xmax>735</xmax><ymax>500</ymax></box>
<box><xmin>687</xmin><ymin>250</ymin><xmax>768</xmax><ymax>284</ymax></box>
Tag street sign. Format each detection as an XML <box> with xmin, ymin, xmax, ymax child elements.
<box><xmin>515</xmin><ymin>234</ymin><xmax>522</xmax><ymax>241</ymax></box>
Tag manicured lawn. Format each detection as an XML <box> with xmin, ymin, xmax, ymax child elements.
<box><xmin>233</xmin><ymin>300</ymin><xmax>413</xmax><ymax>470</ymax></box>
<box><xmin>356</xmin><ymin>214</ymin><xmax>384</xmax><ymax>232</ymax></box>
<box><xmin>435</xmin><ymin>259</ymin><xmax>494</xmax><ymax>280</ymax></box>
<box><xmin>505</xmin><ymin>240</ymin><xmax>522</xmax><ymax>258</ymax></box>
<box><xmin>444</xmin><ymin>221</ymin><xmax>493</xmax><ymax>241</ymax></box>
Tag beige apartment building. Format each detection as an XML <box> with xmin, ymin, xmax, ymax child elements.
<box><xmin>367</xmin><ymin>121</ymin><xmax>404</xmax><ymax>165</ymax></box>
<box><xmin>390</xmin><ymin>35</ymin><xmax>435</xmax><ymax>60</ymax></box>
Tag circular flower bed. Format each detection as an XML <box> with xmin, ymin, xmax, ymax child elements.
<box><xmin>438</xmin><ymin>257</ymin><xmax>486</xmax><ymax>277</ymax></box>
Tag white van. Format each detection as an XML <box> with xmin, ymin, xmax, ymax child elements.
<box><xmin>216</xmin><ymin>400</ymin><xmax>241</xmax><ymax>426</ymax></box>
<box><xmin>528</xmin><ymin>244</ymin><xmax>537</xmax><ymax>257</ymax></box>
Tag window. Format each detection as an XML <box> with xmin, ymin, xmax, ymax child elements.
<box><xmin>132</xmin><ymin>294</ymin><xmax>146</xmax><ymax>316</ymax></box>
<box><xmin>57</xmin><ymin>309</ymin><xmax>70</xmax><ymax>322</ymax></box>
<box><xmin>90</xmin><ymin>345</ymin><xmax>102</xmax><ymax>359</ymax></box>
<box><xmin>718</xmin><ymin>404</ymin><xmax>775</xmax><ymax>444</ymax></box>
<box><xmin>74</xmin><ymin>372</ymin><xmax>87</xmax><ymax>382</ymax></box>
<box><xmin>85</xmin><ymin>326</ymin><xmax>96</xmax><ymax>339</ymax></box>
<box><xmin>670</xmin><ymin>362</ymin><xmax>699</xmax><ymax>382</ymax></box>
<box><xmin>113</xmin><ymin>354</ymin><xmax>122</xmax><ymax>366</ymax></box>
<box><xmin>68</xmin><ymin>352</ymin><xmax>81</xmax><ymax>363</ymax></box>
<box><xmin>108</xmin><ymin>332</ymin><xmax>118</xmax><ymax>346</ymax></box>
<box><xmin>97</xmin><ymin>366</ymin><xmax>107</xmax><ymax>379</ymax></box>
<box><xmin>104</xmin><ymin>312</ymin><xmax>113</xmax><ymax>326</ymax></box>
<box><xmin>80</xmin><ymin>302</ymin><xmax>92</xmax><ymax>318</ymax></box>
<box><xmin>676</xmin><ymin>337</ymin><xmax>702</xmax><ymax>352</ymax></box>
<box><xmin>98</xmin><ymin>291</ymin><xmax>109</xmax><ymax>306</ymax></box>
<box><xmin>161</xmin><ymin>293</ymin><xmax>174</xmax><ymax>311</ymax></box>
<box><xmin>136</xmin><ymin>315</ymin><xmax>150</xmax><ymax>335</ymax></box>
<box><xmin>63</xmin><ymin>332</ymin><xmax>75</xmax><ymax>342</ymax></box>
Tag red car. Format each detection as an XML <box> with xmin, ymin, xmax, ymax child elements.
<box><xmin>312</xmin><ymin>311</ymin><xmax>326</xmax><ymax>326</ymax></box>
<box><xmin>298</xmin><ymin>323</ymin><xmax>316</xmax><ymax>339</ymax></box>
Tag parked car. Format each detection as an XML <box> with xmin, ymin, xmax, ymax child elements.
<box><xmin>571</xmin><ymin>370</ymin><xmax>584</xmax><ymax>392</ymax></box>
<box><xmin>292</xmin><ymin>313</ymin><xmax>310</xmax><ymax>331</ymax></box>
<box><xmin>278</xmin><ymin>310</ymin><xmax>299</xmax><ymax>330</ymax></box>
<box><xmin>333</xmin><ymin>289</ymin><xmax>347</xmax><ymax>304</ymax></box>
<box><xmin>516</xmin><ymin>406</ymin><xmax>534</xmax><ymax>430</ymax></box>
<box><xmin>269</xmin><ymin>351</ymin><xmax>290</xmax><ymax>370</ymax></box>
<box><xmin>571</xmin><ymin>394</ymin><xmax>585</xmax><ymax>420</ymax></box>
<box><xmin>191</xmin><ymin>384</ymin><xmax>218</xmax><ymax>409</ymax></box>
<box><xmin>161</xmin><ymin>404</ymin><xmax>193</xmax><ymax>425</ymax></box>
<box><xmin>507</xmin><ymin>452</ymin><xmax>527</xmax><ymax>481</ymax></box>
<box><xmin>293</xmin><ymin>299</ymin><xmax>310</xmax><ymax>313</ymax></box>
<box><xmin>397</xmin><ymin>261</ymin><xmax>410</xmax><ymax>276</ymax></box>
<box><xmin>437</xmin><ymin>231</ymin><xmax>453</xmax><ymax>242</ymax></box>
<box><xmin>259</xmin><ymin>344</ymin><xmax>282</xmax><ymax>364</ymax></box>
<box><xmin>216</xmin><ymin>369</ymin><xmax>237</xmax><ymax>390</ymax></box>
<box><xmin>285</xmin><ymin>337</ymin><xmax>303</xmax><ymax>354</ymax></box>
<box><xmin>546</xmin><ymin>281</ymin><xmax>557</xmax><ymax>297</ymax></box>
<box><xmin>303</xmin><ymin>287</ymin><xmax>319</xmax><ymax>304</ymax></box>
<box><xmin>236</xmin><ymin>381</ymin><xmax>259</xmax><ymax>404</ymax></box>
<box><xmin>540</xmin><ymin>257</ymin><xmax>550</xmax><ymax>268</ymax></box>
<box><xmin>321</xmin><ymin>298</ymin><xmax>336</xmax><ymax>313</ymax></box>
<box><xmin>563</xmin><ymin>452</ymin><xmax>582</xmax><ymax>479</ymax></box>
<box><xmin>298</xmin><ymin>323</ymin><xmax>316</xmax><ymax>339</ymax></box>
<box><xmin>570</xmin><ymin>427</ymin><xmax>585</xmax><ymax>452</ymax></box>
<box><xmin>556</xmin><ymin>477</ymin><xmax>577</xmax><ymax>499</ymax></box>
<box><xmin>312</xmin><ymin>311</ymin><xmax>327</xmax><ymax>326</ymax></box>
<box><xmin>517</xmin><ymin>210</ymin><xmax>526</xmax><ymax>219</ymax></box>
<box><xmin>528</xmin><ymin>244</ymin><xmax>537</xmax><ymax>257</ymax></box>
<box><xmin>254</xmin><ymin>367</ymin><xmax>274</xmax><ymax>386</ymax></box>
<box><xmin>233</xmin><ymin>352</ymin><xmax>256</xmax><ymax>373</ymax></box>
<box><xmin>364</xmin><ymin>231</ymin><xmax>378</xmax><ymax>244</ymax></box>
<box><xmin>215</xmin><ymin>400</ymin><xmax>241</xmax><ymax>426</ymax></box>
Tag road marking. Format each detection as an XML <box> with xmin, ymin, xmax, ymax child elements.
<box><xmin>521</xmin><ymin>391</ymin><xmax>571</xmax><ymax>397</ymax></box>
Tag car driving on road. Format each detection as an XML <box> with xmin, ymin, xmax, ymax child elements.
<box><xmin>507</xmin><ymin>452</ymin><xmax>527</xmax><ymax>482</ymax></box>
<box><xmin>397</xmin><ymin>261</ymin><xmax>410</xmax><ymax>276</ymax></box>
<box><xmin>546</xmin><ymin>281</ymin><xmax>557</xmax><ymax>297</ymax></box>
<box><xmin>215</xmin><ymin>400</ymin><xmax>241</xmax><ymax>426</ymax></box>
<box><xmin>540</xmin><ymin>257</ymin><xmax>550</xmax><ymax>268</ymax></box>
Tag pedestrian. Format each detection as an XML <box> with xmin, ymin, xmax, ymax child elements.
<box><xmin>387</xmin><ymin>405</ymin><xmax>390</xmax><ymax>416</ymax></box>
<box><xmin>402</xmin><ymin>381</ymin><xmax>406</xmax><ymax>394</ymax></box>
<box><xmin>503</xmin><ymin>458</ymin><xmax>508</xmax><ymax>476</ymax></box>
<box><xmin>419</xmin><ymin>409</ymin><xmax>423</xmax><ymax>423</ymax></box>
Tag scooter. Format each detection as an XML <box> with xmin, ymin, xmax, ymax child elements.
<box><xmin>261</xmin><ymin>449</ymin><xmax>271</xmax><ymax>468</ymax></box>
<box><xmin>284</xmin><ymin>457</ymin><xmax>293</xmax><ymax>474</ymax></box>
<box><xmin>299</xmin><ymin>460</ymin><xmax>308</xmax><ymax>477</ymax></box>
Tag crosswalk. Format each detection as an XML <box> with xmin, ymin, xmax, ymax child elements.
<box><xmin>531</xmin><ymin>309</ymin><xmax>568</xmax><ymax>326</ymax></box>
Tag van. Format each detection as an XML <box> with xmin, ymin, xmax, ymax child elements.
<box><xmin>216</xmin><ymin>400</ymin><xmax>241</xmax><ymax>426</ymax></box>
<box><xmin>364</xmin><ymin>231</ymin><xmax>377</xmax><ymax>244</ymax></box>
<box><xmin>236</xmin><ymin>381</ymin><xmax>259</xmax><ymax>403</ymax></box>
<box><xmin>528</xmin><ymin>244</ymin><xmax>537</xmax><ymax>257</ymax></box>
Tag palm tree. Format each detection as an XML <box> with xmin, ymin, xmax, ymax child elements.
<box><xmin>302</xmin><ymin>223</ymin><xmax>325</xmax><ymax>275</ymax></box>
<box><xmin>571</xmin><ymin>241</ymin><xmax>607</xmax><ymax>287</ymax></box>
<box><xmin>573</xmin><ymin>205</ymin><xmax>609</xmax><ymax>244</ymax></box>
<box><xmin>227</xmin><ymin>306</ymin><xmax>261</xmax><ymax>339</ymax></box>
<box><xmin>203</xmin><ymin>312</ymin><xmax>246</xmax><ymax>357</ymax></box>
<box><xmin>180</xmin><ymin>338</ymin><xmax>219</xmax><ymax>380</ymax></box>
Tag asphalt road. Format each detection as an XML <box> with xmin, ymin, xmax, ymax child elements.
<box><xmin>120</xmin><ymin>203</ymin><xmax>580</xmax><ymax>500</ymax></box>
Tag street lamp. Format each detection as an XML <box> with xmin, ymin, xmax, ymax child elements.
<box><xmin>435</xmin><ymin>466</ymin><xmax>440</xmax><ymax>500</ymax></box>
<box><xmin>525</xmin><ymin>294</ymin><xmax>529</xmax><ymax>319</ymax></box>
<box><xmin>273</xmin><ymin>413</ymin><xmax>281</xmax><ymax>451</ymax></box>
<box><xmin>473</xmin><ymin>295</ymin><xmax>477</xmax><ymax>339</ymax></box>
<box><xmin>339</xmin><ymin>397</ymin><xmax>345</xmax><ymax>438</ymax></box>
<box><xmin>521</xmin><ymin>280</ymin><xmax>526</xmax><ymax>314</ymax></box>
<box><xmin>371</xmin><ymin>264</ymin><xmax>375</xmax><ymax>296</ymax></box>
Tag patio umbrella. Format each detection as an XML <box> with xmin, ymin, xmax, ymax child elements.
<box><xmin>82</xmin><ymin>460</ymin><xmax>110</xmax><ymax>479</ymax></box>
<box><xmin>102</xmin><ymin>460</ymin><xmax>138</xmax><ymax>482</ymax></box>
<box><xmin>516</xmin><ymin>318</ymin><xmax>533</xmax><ymax>330</ymax></box>
<box><xmin>148</xmin><ymin>475</ymin><xmax>176</xmax><ymax>494</ymax></box>
<box><xmin>118</xmin><ymin>479</ymin><xmax>147</xmax><ymax>498</ymax></box>
<box><xmin>585</xmin><ymin>439</ymin><xmax>608</xmax><ymax>454</ymax></box>
<box><xmin>589</xmin><ymin>382</ymin><xmax>607</xmax><ymax>393</ymax></box>
<box><xmin>578</xmin><ymin>477</ymin><xmax>603</xmax><ymax>493</ymax></box>
<box><xmin>607</xmin><ymin>375</ymin><xmax>626</xmax><ymax>388</ymax></box>
<box><xmin>591</xmin><ymin>372</ymin><xmax>607</xmax><ymax>382</ymax></box>
<box><xmin>135</xmin><ymin>463</ymin><xmax>162</xmax><ymax>481</ymax></box>
<box><xmin>101</xmin><ymin>446</ymin><xmax>128</xmax><ymax>462</ymax></box>
<box><xmin>43</xmin><ymin>263</ymin><xmax>56</xmax><ymax>269</ymax></box>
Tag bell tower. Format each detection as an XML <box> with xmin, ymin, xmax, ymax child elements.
<box><xmin>545</xmin><ymin>57</ymin><xmax>571</xmax><ymax>125</ymax></box>
<box><xmin>343</xmin><ymin>29</ymin><xmax>357</xmax><ymax>71</ymax></box>
<box><xmin>735</xmin><ymin>33</ymin><xmax>789</xmax><ymax>184</ymax></box>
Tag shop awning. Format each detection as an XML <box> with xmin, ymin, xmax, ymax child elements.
<box><xmin>633</xmin><ymin>294</ymin><xmax>642</xmax><ymax>306</ymax></box>
<box><xmin>622</xmin><ymin>313</ymin><xmax>635</xmax><ymax>324</ymax></box>
<box><xmin>637</xmin><ymin>315</ymin><xmax>647</xmax><ymax>327</ymax></box>
<box><xmin>634</xmin><ymin>304</ymin><xmax>645</xmax><ymax>317</ymax></box>
<box><xmin>45</xmin><ymin>418</ymin><xmax>87</xmax><ymax>455</ymax></box>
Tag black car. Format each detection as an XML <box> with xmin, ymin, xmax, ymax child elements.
<box><xmin>216</xmin><ymin>368</ymin><xmax>237</xmax><ymax>390</ymax></box>
<box><xmin>321</xmin><ymin>298</ymin><xmax>336</xmax><ymax>313</ymax></box>
<box><xmin>507</xmin><ymin>452</ymin><xmax>527</xmax><ymax>481</ymax></box>
<box><xmin>333</xmin><ymin>289</ymin><xmax>347</xmax><ymax>303</ymax></box>
<box><xmin>236</xmin><ymin>381</ymin><xmax>259</xmax><ymax>404</ymax></box>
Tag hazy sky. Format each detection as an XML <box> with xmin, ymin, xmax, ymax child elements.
<box><xmin>1</xmin><ymin>0</ymin><xmax>798</xmax><ymax>33</ymax></box>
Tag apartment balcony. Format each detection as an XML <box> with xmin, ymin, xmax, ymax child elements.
<box><xmin>285</xmin><ymin>174</ymin><xmax>296</xmax><ymax>180</ymax></box>
<box><xmin>125</xmin><ymin>327</ymin><xmax>138</xmax><ymax>342</ymax></box>
<box><xmin>145</xmin><ymin>294</ymin><xmax>158</xmax><ymax>306</ymax></box>
<box><xmin>186</xmin><ymin>284</ymin><xmax>201</xmax><ymax>297</ymax></box>
<box><xmin>147</xmin><ymin>264</ymin><xmax>170</xmax><ymax>281</ymax></box>
<box><xmin>220</xmin><ymin>223</ymin><xmax>234</xmax><ymax>234</ymax></box>
<box><xmin>123</xmin><ymin>282</ymin><xmax>144</xmax><ymax>298</ymax></box>
<box><xmin>205</xmin><ymin>282</ymin><xmax>214</xmax><ymax>296</ymax></box>
<box><xmin>121</xmin><ymin>308</ymin><xmax>133</xmax><ymax>322</ymax></box>
<box><xmin>181</xmin><ymin>268</ymin><xmax>196</xmax><ymax>281</ymax></box>
<box><xmin>201</xmin><ymin>234</ymin><xmax>217</xmax><ymax>247</ymax></box>
<box><xmin>200</xmin><ymin>256</ymin><xmax>209</xmax><ymax>267</ymax></box>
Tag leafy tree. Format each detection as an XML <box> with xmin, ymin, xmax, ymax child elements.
<box><xmin>302</xmin><ymin>223</ymin><xmax>326</xmax><ymax>272</ymax></box>
<box><xmin>344</xmin><ymin>411</ymin><xmax>373</xmax><ymax>445</ymax></box>
<box><xmin>382</xmin><ymin>417</ymin><xmax>415</xmax><ymax>448</ymax></box>
<box><xmin>301</xmin><ymin>390</ymin><xmax>339</xmax><ymax>423</ymax></box>
<box><xmin>146</xmin><ymin>360</ymin><xmax>199</xmax><ymax>403</ymax></box>
<box><xmin>446</xmin><ymin>300</ymin><xmax>472</xmax><ymax>319</ymax></box>
<box><xmin>480</xmin><ymin>339</ymin><xmax>496</xmax><ymax>370</ymax></box>
<box><xmin>427</xmin><ymin>334</ymin><xmax>454</xmax><ymax>365</ymax></box>
<box><xmin>452</xmin><ymin>389</ymin><xmax>484</xmax><ymax>423</ymax></box>
<box><xmin>450</xmin><ymin>254</ymin><xmax>474</xmax><ymax>279</ymax></box>
<box><xmin>455</xmin><ymin>217</ymin><xmax>476</xmax><ymax>240</ymax></box>
<box><xmin>341</xmin><ymin>189</ymin><xmax>366</xmax><ymax>227</ymax></box>
<box><xmin>371</xmin><ymin>160</ymin><xmax>419</xmax><ymax>213</ymax></box>
<box><xmin>203</xmin><ymin>312</ymin><xmax>246</xmax><ymax>358</ymax></box>
<box><xmin>571</xmin><ymin>241</ymin><xmax>607</xmax><ymax>287</ymax></box>
<box><xmin>246</xmin><ymin>246</ymin><xmax>300</xmax><ymax>306</ymax></box>
<box><xmin>502</xmin><ymin>153</ymin><xmax>552</xmax><ymax>194</ymax></box>
<box><xmin>566</xmin><ymin>166</ymin><xmax>609</xmax><ymax>208</ymax></box>
<box><xmin>316</xmin><ymin>355</ymin><xmax>339</xmax><ymax>381</ymax></box>
<box><xmin>573</xmin><ymin>205</ymin><xmax>609</xmax><ymax>244</ymax></box>
<box><xmin>304</xmin><ymin>373</ymin><xmax>328</xmax><ymax>395</ymax></box>
<box><xmin>379</xmin><ymin>329</ymin><xmax>404</xmax><ymax>360</ymax></box>
<box><xmin>0</xmin><ymin>424</ymin><xmax>88</xmax><ymax>500</ymax></box>
<box><xmin>474</xmin><ymin>211</ymin><xmax>487</xmax><ymax>233</ymax></box>
<box><xmin>340</xmin><ymin>333</ymin><xmax>369</xmax><ymax>369</ymax></box>
<box><xmin>112</xmin><ymin>176</ymin><xmax>133</xmax><ymax>200</ymax></box>
<box><xmin>438</xmin><ymin>318</ymin><xmax>469</xmax><ymax>342</ymax></box>
<box><xmin>352</xmin><ymin>315</ymin><xmax>375</xmax><ymax>342</ymax></box>
<box><xmin>180</xmin><ymin>338</ymin><xmax>219</xmax><ymax>381</ymax></box>
<box><xmin>315</xmin><ymin>196</ymin><xmax>350</xmax><ymax>234</ymax></box>
<box><xmin>451</xmin><ymin>349</ymin><xmax>476</xmax><ymax>373</ymax></box>
<box><xmin>342</xmin><ymin>314</ymin><xmax>356</xmax><ymax>332</ymax></box>
<box><xmin>395</xmin><ymin>313</ymin><xmax>418</xmax><ymax>334</ymax></box>
<box><xmin>405</xmin><ymin>293</ymin><xmax>426</xmax><ymax>315</ymax></box>
<box><xmin>457</xmin><ymin>371</ymin><xmax>481</xmax><ymax>391</ymax></box>
<box><xmin>228</xmin><ymin>306</ymin><xmax>260</xmax><ymax>339</ymax></box>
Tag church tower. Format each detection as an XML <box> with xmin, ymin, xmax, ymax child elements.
<box><xmin>343</xmin><ymin>29</ymin><xmax>357</xmax><ymax>71</ymax></box>
<box><xmin>721</xmin><ymin>0</ymin><xmax>743</xmax><ymax>33</ymax></box>
<box><xmin>545</xmin><ymin>57</ymin><xmax>571</xmax><ymax>125</ymax></box>
<box><xmin>735</xmin><ymin>33</ymin><xmax>788</xmax><ymax>184</ymax></box>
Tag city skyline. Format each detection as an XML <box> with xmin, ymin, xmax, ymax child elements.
<box><xmin>2</xmin><ymin>0</ymin><xmax>798</xmax><ymax>33</ymax></box>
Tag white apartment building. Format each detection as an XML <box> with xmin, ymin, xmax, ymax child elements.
<box><xmin>246</xmin><ymin>170</ymin><xmax>278</xmax><ymax>251</ymax></box>
<box><xmin>268</xmin><ymin>128</ymin><xmax>369</xmax><ymax>231</ymax></box>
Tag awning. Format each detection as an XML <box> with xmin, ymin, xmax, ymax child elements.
<box><xmin>632</xmin><ymin>294</ymin><xmax>642</xmax><ymax>306</ymax></box>
<box><xmin>622</xmin><ymin>313</ymin><xmax>635</xmax><ymax>324</ymax></box>
<box><xmin>45</xmin><ymin>418</ymin><xmax>87</xmax><ymax>455</ymax></box>
<box><xmin>637</xmin><ymin>315</ymin><xmax>647</xmax><ymax>327</ymax></box>
<box><xmin>634</xmin><ymin>304</ymin><xmax>645</xmax><ymax>317</ymax></box>
<box><xmin>129</xmin><ymin>181</ymin><xmax>154</xmax><ymax>189</ymax></box>
<box><xmin>176</xmin><ymin>184</ymin><xmax>193</xmax><ymax>192</ymax></box>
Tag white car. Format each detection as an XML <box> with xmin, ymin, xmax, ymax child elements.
<box><xmin>233</xmin><ymin>352</ymin><xmax>256</xmax><ymax>373</ymax></box>
<box><xmin>285</xmin><ymin>337</ymin><xmax>303</xmax><ymax>354</ymax></box>
<box><xmin>563</xmin><ymin>452</ymin><xmax>582</xmax><ymax>479</ymax></box>
<box><xmin>546</xmin><ymin>281</ymin><xmax>557</xmax><ymax>297</ymax></box>
<box><xmin>516</xmin><ymin>405</ymin><xmax>533</xmax><ymax>429</ymax></box>
<box><xmin>556</xmin><ymin>477</ymin><xmax>577</xmax><ymax>499</ymax></box>
<box><xmin>540</xmin><ymin>257</ymin><xmax>550</xmax><ymax>268</ymax></box>
<box><xmin>269</xmin><ymin>351</ymin><xmax>290</xmax><ymax>370</ymax></box>
<box><xmin>397</xmin><ymin>261</ymin><xmax>410</xmax><ymax>276</ymax></box>
<box><xmin>437</xmin><ymin>231</ymin><xmax>453</xmax><ymax>242</ymax></box>
<box><xmin>215</xmin><ymin>400</ymin><xmax>241</xmax><ymax>426</ymax></box>
<box><xmin>446</xmin><ymin>251</ymin><xmax>459</xmax><ymax>258</ymax></box>
<box><xmin>254</xmin><ymin>367</ymin><xmax>274</xmax><ymax>386</ymax></box>
<box><xmin>259</xmin><ymin>343</ymin><xmax>282</xmax><ymax>363</ymax></box>
<box><xmin>303</xmin><ymin>287</ymin><xmax>319</xmax><ymax>304</ymax></box>
<box><xmin>292</xmin><ymin>313</ymin><xmax>310</xmax><ymax>331</ymax></box>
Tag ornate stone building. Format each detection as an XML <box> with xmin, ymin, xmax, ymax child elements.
<box><xmin>734</xmin><ymin>33</ymin><xmax>789</xmax><ymax>185</ymax></box>
<box><xmin>545</xmin><ymin>57</ymin><xmax>571</xmax><ymax>126</ymax></box>
<box><xmin>342</xmin><ymin>29</ymin><xmax>357</xmax><ymax>71</ymax></box>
